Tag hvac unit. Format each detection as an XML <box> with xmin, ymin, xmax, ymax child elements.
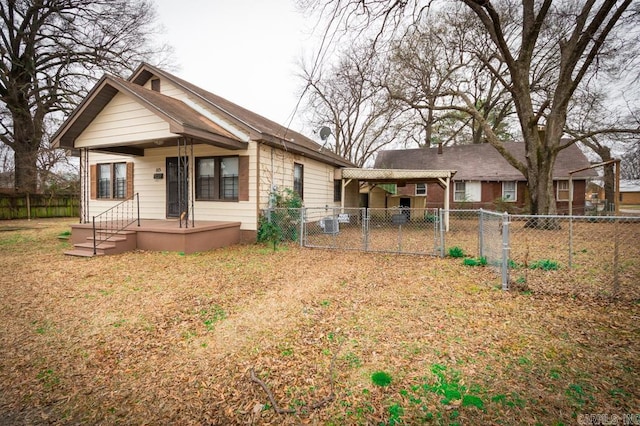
<box><xmin>322</xmin><ymin>217</ymin><xmax>339</xmax><ymax>234</ymax></box>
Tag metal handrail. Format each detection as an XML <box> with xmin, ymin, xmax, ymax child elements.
<box><xmin>92</xmin><ymin>193</ymin><xmax>140</xmax><ymax>255</ymax></box>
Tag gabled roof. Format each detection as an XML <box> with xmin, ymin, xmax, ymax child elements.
<box><xmin>374</xmin><ymin>143</ymin><xmax>597</xmax><ymax>181</ymax></box>
<box><xmin>128</xmin><ymin>63</ymin><xmax>355</xmax><ymax>167</ymax></box>
<box><xmin>53</xmin><ymin>63</ymin><xmax>355</xmax><ymax>168</ymax></box>
<box><xmin>52</xmin><ymin>75</ymin><xmax>246</xmax><ymax>152</ymax></box>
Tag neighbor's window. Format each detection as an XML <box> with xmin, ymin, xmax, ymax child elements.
<box><xmin>293</xmin><ymin>163</ymin><xmax>304</xmax><ymax>199</ymax></box>
<box><xmin>196</xmin><ymin>156</ymin><xmax>239</xmax><ymax>201</ymax></box>
<box><xmin>557</xmin><ymin>180</ymin><xmax>570</xmax><ymax>201</ymax></box>
<box><xmin>502</xmin><ymin>181</ymin><xmax>517</xmax><ymax>202</ymax></box>
<box><xmin>416</xmin><ymin>183</ymin><xmax>427</xmax><ymax>196</ymax></box>
<box><xmin>454</xmin><ymin>181</ymin><xmax>466</xmax><ymax>202</ymax></box>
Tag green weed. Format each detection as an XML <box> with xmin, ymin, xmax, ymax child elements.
<box><xmin>530</xmin><ymin>259</ymin><xmax>560</xmax><ymax>271</ymax></box>
<box><xmin>201</xmin><ymin>305</ymin><xmax>227</xmax><ymax>331</ymax></box>
<box><xmin>448</xmin><ymin>246</ymin><xmax>465</xmax><ymax>258</ymax></box>
<box><xmin>371</xmin><ymin>371</ymin><xmax>392</xmax><ymax>387</ymax></box>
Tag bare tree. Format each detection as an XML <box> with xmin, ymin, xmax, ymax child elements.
<box><xmin>564</xmin><ymin>84</ymin><xmax>640</xmax><ymax>205</ymax></box>
<box><xmin>300</xmin><ymin>41</ymin><xmax>405</xmax><ymax>167</ymax></box>
<box><xmin>621</xmin><ymin>142</ymin><xmax>640</xmax><ymax>179</ymax></box>
<box><xmin>0</xmin><ymin>0</ymin><xmax>171</xmax><ymax>193</ymax></box>
<box><xmin>384</xmin><ymin>7</ymin><xmax>514</xmax><ymax>147</ymax></box>
<box><xmin>303</xmin><ymin>0</ymin><xmax>638</xmax><ymax>216</ymax></box>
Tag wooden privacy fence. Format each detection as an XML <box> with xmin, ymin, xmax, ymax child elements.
<box><xmin>0</xmin><ymin>193</ymin><xmax>79</xmax><ymax>219</ymax></box>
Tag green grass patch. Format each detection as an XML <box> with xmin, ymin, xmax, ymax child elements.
<box><xmin>371</xmin><ymin>371</ymin><xmax>392</xmax><ymax>387</ymax></box>
<box><xmin>463</xmin><ymin>256</ymin><xmax>487</xmax><ymax>267</ymax></box>
<box><xmin>530</xmin><ymin>259</ymin><xmax>560</xmax><ymax>271</ymax></box>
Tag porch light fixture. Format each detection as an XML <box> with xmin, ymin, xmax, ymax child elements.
<box><xmin>153</xmin><ymin>139</ymin><xmax>164</xmax><ymax>146</ymax></box>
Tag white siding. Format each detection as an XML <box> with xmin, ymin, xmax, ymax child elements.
<box><xmin>76</xmin><ymin>92</ymin><xmax>173</xmax><ymax>147</ymax></box>
<box><xmin>257</xmin><ymin>144</ymin><xmax>340</xmax><ymax>209</ymax></box>
<box><xmin>86</xmin><ymin>143</ymin><xmax>259</xmax><ymax>230</ymax></box>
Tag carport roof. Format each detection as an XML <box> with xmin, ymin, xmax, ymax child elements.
<box><xmin>340</xmin><ymin>168</ymin><xmax>456</xmax><ymax>183</ymax></box>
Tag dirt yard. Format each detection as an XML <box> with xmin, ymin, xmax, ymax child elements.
<box><xmin>0</xmin><ymin>218</ymin><xmax>638</xmax><ymax>425</ymax></box>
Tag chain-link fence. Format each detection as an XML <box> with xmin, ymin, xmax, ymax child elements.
<box><xmin>261</xmin><ymin>207</ymin><xmax>639</xmax><ymax>300</ymax></box>
<box><xmin>507</xmin><ymin>214</ymin><xmax>640</xmax><ymax>300</ymax></box>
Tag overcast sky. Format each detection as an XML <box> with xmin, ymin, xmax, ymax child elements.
<box><xmin>153</xmin><ymin>0</ymin><xmax>315</xmax><ymax>133</ymax></box>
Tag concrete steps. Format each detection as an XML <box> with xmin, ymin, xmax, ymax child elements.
<box><xmin>64</xmin><ymin>230</ymin><xmax>137</xmax><ymax>257</ymax></box>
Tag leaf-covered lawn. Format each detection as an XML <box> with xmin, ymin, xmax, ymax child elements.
<box><xmin>0</xmin><ymin>219</ymin><xmax>638</xmax><ymax>425</ymax></box>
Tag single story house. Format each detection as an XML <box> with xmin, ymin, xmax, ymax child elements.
<box><xmin>372</xmin><ymin>142</ymin><xmax>597</xmax><ymax>214</ymax></box>
<box><xmin>619</xmin><ymin>180</ymin><xmax>640</xmax><ymax>205</ymax></box>
<box><xmin>52</xmin><ymin>63</ymin><xmax>358</xmax><ymax>255</ymax></box>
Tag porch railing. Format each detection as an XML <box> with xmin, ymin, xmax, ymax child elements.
<box><xmin>92</xmin><ymin>193</ymin><xmax>140</xmax><ymax>255</ymax></box>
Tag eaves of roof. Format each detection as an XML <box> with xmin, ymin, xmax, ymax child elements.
<box><xmin>129</xmin><ymin>63</ymin><xmax>356</xmax><ymax>168</ymax></box>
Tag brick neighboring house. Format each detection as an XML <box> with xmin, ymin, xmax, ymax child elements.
<box><xmin>373</xmin><ymin>142</ymin><xmax>597</xmax><ymax>214</ymax></box>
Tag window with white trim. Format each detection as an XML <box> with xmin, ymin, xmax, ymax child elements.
<box><xmin>502</xmin><ymin>181</ymin><xmax>517</xmax><ymax>202</ymax></box>
<box><xmin>454</xmin><ymin>182</ymin><xmax>466</xmax><ymax>202</ymax></box>
<box><xmin>415</xmin><ymin>183</ymin><xmax>427</xmax><ymax>196</ymax></box>
<box><xmin>557</xmin><ymin>180</ymin><xmax>569</xmax><ymax>201</ymax></box>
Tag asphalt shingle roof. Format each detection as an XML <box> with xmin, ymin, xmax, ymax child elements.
<box><xmin>374</xmin><ymin>143</ymin><xmax>597</xmax><ymax>180</ymax></box>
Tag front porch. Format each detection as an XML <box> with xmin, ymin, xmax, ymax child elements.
<box><xmin>66</xmin><ymin>219</ymin><xmax>242</xmax><ymax>256</ymax></box>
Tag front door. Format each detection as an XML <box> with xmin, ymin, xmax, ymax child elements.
<box><xmin>166</xmin><ymin>157</ymin><xmax>188</xmax><ymax>218</ymax></box>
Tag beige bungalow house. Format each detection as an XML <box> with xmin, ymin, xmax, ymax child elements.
<box><xmin>52</xmin><ymin>63</ymin><xmax>358</xmax><ymax>255</ymax></box>
<box><xmin>372</xmin><ymin>142</ymin><xmax>597</xmax><ymax>214</ymax></box>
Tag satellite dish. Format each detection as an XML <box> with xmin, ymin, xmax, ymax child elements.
<box><xmin>319</xmin><ymin>126</ymin><xmax>332</xmax><ymax>141</ymax></box>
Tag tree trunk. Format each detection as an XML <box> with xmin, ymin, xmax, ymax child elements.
<box><xmin>13</xmin><ymin>145</ymin><xmax>40</xmax><ymax>193</ymax></box>
<box><xmin>11</xmin><ymin>107</ymin><xmax>42</xmax><ymax>193</ymax></box>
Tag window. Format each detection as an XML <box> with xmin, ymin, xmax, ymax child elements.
<box><xmin>96</xmin><ymin>162</ymin><xmax>130</xmax><ymax>199</ymax></box>
<box><xmin>454</xmin><ymin>182</ymin><xmax>466</xmax><ymax>202</ymax></box>
<box><xmin>502</xmin><ymin>181</ymin><xmax>517</xmax><ymax>201</ymax></box>
<box><xmin>334</xmin><ymin>180</ymin><xmax>342</xmax><ymax>202</ymax></box>
<box><xmin>220</xmin><ymin>157</ymin><xmax>238</xmax><ymax>199</ymax></box>
<box><xmin>557</xmin><ymin>180</ymin><xmax>570</xmax><ymax>201</ymax></box>
<box><xmin>293</xmin><ymin>163</ymin><xmax>304</xmax><ymax>199</ymax></box>
<box><xmin>151</xmin><ymin>78</ymin><xmax>160</xmax><ymax>92</ymax></box>
<box><xmin>196</xmin><ymin>158</ymin><xmax>216</xmax><ymax>199</ymax></box>
<box><xmin>196</xmin><ymin>156</ymin><xmax>239</xmax><ymax>201</ymax></box>
<box><xmin>416</xmin><ymin>183</ymin><xmax>427</xmax><ymax>196</ymax></box>
<box><xmin>97</xmin><ymin>164</ymin><xmax>111</xmax><ymax>198</ymax></box>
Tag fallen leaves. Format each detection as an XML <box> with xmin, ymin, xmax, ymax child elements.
<box><xmin>0</xmin><ymin>219</ymin><xmax>638</xmax><ymax>424</ymax></box>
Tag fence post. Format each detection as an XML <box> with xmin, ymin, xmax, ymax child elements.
<box><xmin>613</xmin><ymin>217</ymin><xmax>619</xmax><ymax>296</ymax></box>
<box><xmin>501</xmin><ymin>212</ymin><xmax>510</xmax><ymax>291</ymax></box>
<box><xmin>363</xmin><ymin>208</ymin><xmax>369</xmax><ymax>251</ymax></box>
<box><xmin>439</xmin><ymin>209</ymin><xmax>446</xmax><ymax>258</ymax></box>
<box><xmin>478</xmin><ymin>208</ymin><xmax>484</xmax><ymax>259</ymax></box>
<box><xmin>299</xmin><ymin>208</ymin><xmax>305</xmax><ymax>247</ymax></box>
